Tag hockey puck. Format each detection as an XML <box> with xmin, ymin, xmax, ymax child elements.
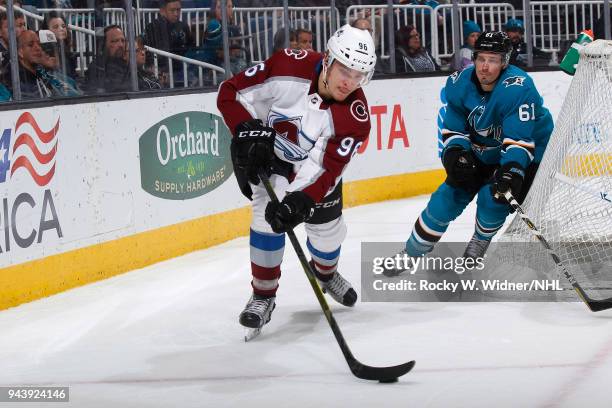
<box><xmin>378</xmin><ymin>378</ymin><xmax>398</xmax><ymax>383</ymax></box>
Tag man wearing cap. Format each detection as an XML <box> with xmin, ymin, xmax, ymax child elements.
<box><xmin>4</xmin><ymin>30</ymin><xmax>81</xmax><ymax>100</ymax></box>
<box><xmin>504</xmin><ymin>18</ymin><xmax>548</xmax><ymax>66</ymax></box>
<box><xmin>201</xmin><ymin>0</ymin><xmax>247</xmax><ymax>75</ymax></box>
<box><xmin>36</xmin><ymin>29</ymin><xmax>80</xmax><ymax>96</ymax></box>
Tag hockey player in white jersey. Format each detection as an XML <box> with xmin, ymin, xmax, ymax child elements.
<box><xmin>217</xmin><ymin>25</ymin><xmax>376</xmax><ymax>333</ymax></box>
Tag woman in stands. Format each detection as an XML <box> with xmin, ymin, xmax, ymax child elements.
<box><xmin>394</xmin><ymin>24</ymin><xmax>439</xmax><ymax>73</ymax></box>
<box><xmin>42</xmin><ymin>12</ymin><xmax>77</xmax><ymax>78</ymax></box>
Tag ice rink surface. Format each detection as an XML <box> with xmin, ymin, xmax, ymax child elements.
<box><xmin>1</xmin><ymin>195</ymin><xmax>612</xmax><ymax>408</ymax></box>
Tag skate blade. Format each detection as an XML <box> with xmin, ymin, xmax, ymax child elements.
<box><xmin>244</xmin><ymin>327</ymin><xmax>262</xmax><ymax>342</ymax></box>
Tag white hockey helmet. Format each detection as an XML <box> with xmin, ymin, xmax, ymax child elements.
<box><xmin>326</xmin><ymin>24</ymin><xmax>377</xmax><ymax>86</ymax></box>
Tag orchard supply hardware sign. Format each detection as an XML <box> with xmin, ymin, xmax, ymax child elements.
<box><xmin>139</xmin><ymin>111</ymin><xmax>233</xmax><ymax>200</ymax></box>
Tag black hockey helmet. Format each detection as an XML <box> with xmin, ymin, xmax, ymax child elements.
<box><xmin>473</xmin><ymin>31</ymin><xmax>512</xmax><ymax>65</ymax></box>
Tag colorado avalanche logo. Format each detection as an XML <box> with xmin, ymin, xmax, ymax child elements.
<box><xmin>350</xmin><ymin>100</ymin><xmax>369</xmax><ymax>122</ymax></box>
<box><xmin>503</xmin><ymin>76</ymin><xmax>525</xmax><ymax>87</ymax></box>
<box><xmin>284</xmin><ymin>48</ymin><xmax>308</xmax><ymax>60</ymax></box>
<box><xmin>268</xmin><ymin>112</ymin><xmax>310</xmax><ymax>162</ymax></box>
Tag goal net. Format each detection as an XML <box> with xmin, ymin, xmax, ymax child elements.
<box><xmin>493</xmin><ymin>40</ymin><xmax>612</xmax><ymax>301</ymax></box>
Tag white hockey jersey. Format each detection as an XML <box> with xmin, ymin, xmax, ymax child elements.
<box><xmin>217</xmin><ymin>48</ymin><xmax>371</xmax><ymax>202</ymax></box>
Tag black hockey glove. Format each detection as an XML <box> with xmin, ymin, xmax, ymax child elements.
<box><xmin>231</xmin><ymin>119</ymin><xmax>276</xmax><ymax>186</ymax></box>
<box><xmin>265</xmin><ymin>191</ymin><xmax>316</xmax><ymax>233</ymax></box>
<box><xmin>491</xmin><ymin>162</ymin><xmax>525</xmax><ymax>204</ymax></box>
<box><xmin>442</xmin><ymin>146</ymin><xmax>477</xmax><ymax>189</ymax></box>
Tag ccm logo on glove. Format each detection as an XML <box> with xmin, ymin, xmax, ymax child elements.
<box><xmin>237</xmin><ymin>129</ymin><xmax>275</xmax><ymax>138</ymax></box>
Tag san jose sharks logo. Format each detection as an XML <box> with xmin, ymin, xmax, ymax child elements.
<box><xmin>467</xmin><ymin>105</ymin><xmax>502</xmax><ymax>142</ymax></box>
<box><xmin>503</xmin><ymin>76</ymin><xmax>526</xmax><ymax>87</ymax></box>
<box><xmin>268</xmin><ymin>112</ymin><xmax>311</xmax><ymax>162</ymax></box>
<box><xmin>467</xmin><ymin>105</ymin><xmax>486</xmax><ymax>130</ymax></box>
<box><xmin>449</xmin><ymin>70</ymin><xmax>464</xmax><ymax>84</ymax></box>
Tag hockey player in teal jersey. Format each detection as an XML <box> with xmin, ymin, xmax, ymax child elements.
<box><xmin>390</xmin><ymin>31</ymin><xmax>553</xmax><ymax>272</ymax></box>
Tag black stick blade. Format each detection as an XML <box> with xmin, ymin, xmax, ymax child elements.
<box><xmin>349</xmin><ymin>359</ymin><xmax>416</xmax><ymax>381</ymax></box>
<box><xmin>587</xmin><ymin>299</ymin><xmax>612</xmax><ymax>312</ymax></box>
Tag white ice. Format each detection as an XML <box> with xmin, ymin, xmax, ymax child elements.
<box><xmin>1</xmin><ymin>196</ymin><xmax>612</xmax><ymax>408</ymax></box>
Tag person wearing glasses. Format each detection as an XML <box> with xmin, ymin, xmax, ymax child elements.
<box><xmin>394</xmin><ymin>25</ymin><xmax>439</xmax><ymax>73</ymax></box>
<box><xmin>131</xmin><ymin>35</ymin><xmax>162</xmax><ymax>90</ymax></box>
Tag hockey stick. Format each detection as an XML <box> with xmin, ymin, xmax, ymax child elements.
<box><xmin>259</xmin><ymin>171</ymin><xmax>415</xmax><ymax>381</ymax></box>
<box><xmin>504</xmin><ymin>191</ymin><xmax>612</xmax><ymax>312</ymax></box>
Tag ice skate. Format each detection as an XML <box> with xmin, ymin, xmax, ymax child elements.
<box><xmin>239</xmin><ymin>293</ymin><xmax>276</xmax><ymax>341</ymax></box>
<box><xmin>382</xmin><ymin>249</ymin><xmax>415</xmax><ymax>277</ymax></box>
<box><xmin>463</xmin><ymin>233</ymin><xmax>492</xmax><ymax>263</ymax></box>
<box><xmin>310</xmin><ymin>261</ymin><xmax>358</xmax><ymax>307</ymax></box>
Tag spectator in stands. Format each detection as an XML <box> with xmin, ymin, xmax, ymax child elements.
<box><xmin>272</xmin><ymin>28</ymin><xmax>297</xmax><ymax>53</ymax></box>
<box><xmin>42</xmin><ymin>12</ymin><xmax>77</xmax><ymax>78</ymax></box>
<box><xmin>143</xmin><ymin>0</ymin><xmax>194</xmax><ymax>76</ymax></box>
<box><xmin>400</xmin><ymin>0</ymin><xmax>444</xmax><ymax>54</ymax></box>
<box><xmin>36</xmin><ymin>30</ymin><xmax>81</xmax><ymax>95</ymax></box>
<box><xmin>38</xmin><ymin>29</ymin><xmax>61</xmax><ymax>70</ymax></box>
<box><xmin>394</xmin><ymin>24</ymin><xmax>439</xmax><ymax>73</ymax></box>
<box><xmin>451</xmin><ymin>20</ymin><xmax>481</xmax><ymax>71</ymax></box>
<box><xmin>2</xmin><ymin>30</ymin><xmax>81</xmax><ymax>100</ymax></box>
<box><xmin>84</xmin><ymin>25</ymin><xmax>132</xmax><ymax>94</ymax></box>
<box><xmin>504</xmin><ymin>18</ymin><xmax>525</xmax><ymax>63</ymax></box>
<box><xmin>296</xmin><ymin>28</ymin><xmax>313</xmax><ymax>51</ymax></box>
<box><xmin>201</xmin><ymin>0</ymin><xmax>247</xmax><ymax>74</ymax></box>
<box><xmin>503</xmin><ymin>18</ymin><xmax>548</xmax><ymax>66</ymax></box>
<box><xmin>0</xmin><ymin>12</ymin><xmax>26</xmax><ymax>65</ymax></box>
<box><xmin>131</xmin><ymin>35</ymin><xmax>162</xmax><ymax>90</ymax></box>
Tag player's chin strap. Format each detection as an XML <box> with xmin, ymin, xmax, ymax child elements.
<box><xmin>322</xmin><ymin>53</ymin><xmax>331</xmax><ymax>90</ymax></box>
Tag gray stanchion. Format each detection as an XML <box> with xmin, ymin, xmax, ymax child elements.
<box><xmin>451</xmin><ymin>0</ymin><xmax>461</xmax><ymax>70</ymax></box>
<box><xmin>386</xmin><ymin>0</ymin><xmax>395</xmax><ymax>74</ymax></box>
<box><xmin>125</xmin><ymin>0</ymin><xmax>139</xmax><ymax>91</ymax></box>
<box><xmin>220</xmin><ymin>0</ymin><xmax>232</xmax><ymax>79</ymax></box>
<box><xmin>283</xmin><ymin>0</ymin><xmax>290</xmax><ymax>49</ymax></box>
<box><xmin>604</xmin><ymin>0</ymin><xmax>611</xmax><ymax>40</ymax></box>
<box><xmin>523</xmin><ymin>0</ymin><xmax>534</xmax><ymax>67</ymax></box>
<box><xmin>330</xmin><ymin>0</ymin><xmax>337</xmax><ymax>33</ymax></box>
<box><xmin>6</xmin><ymin>0</ymin><xmax>20</xmax><ymax>101</ymax></box>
